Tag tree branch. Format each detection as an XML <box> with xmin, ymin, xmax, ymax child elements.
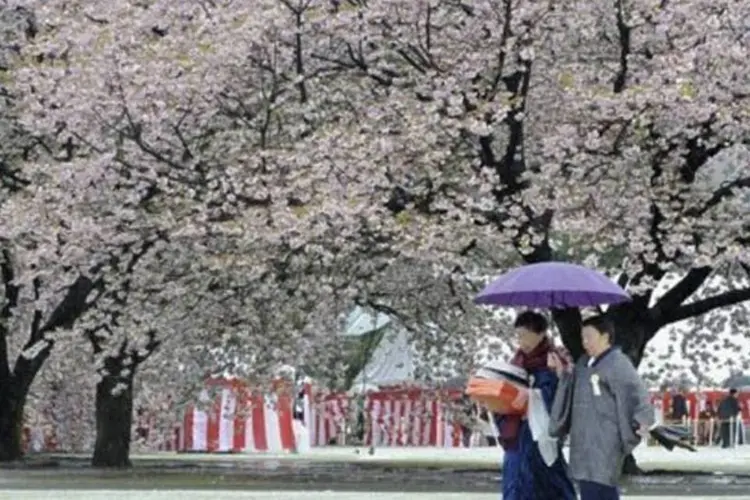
<box><xmin>85</xmin><ymin>325</ymin><xmax>108</xmax><ymax>356</ymax></box>
<box><xmin>354</xmin><ymin>298</ymin><xmax>414</xmax><ymax>332</ymax></box>
<box><xmin>617</xmin><ymin>272</ymin><xmax>629</xmax><ymax>288</ymax></box>
<box><xmin>29</xmin><ymin>277</ymin><xmax>42</xmax><ymax>341</ymax></box>
<box><xmin>517</xmin><ymin>209</ymin><xmax>554</xmax><ymax>264</ymax></box>
<box><xmin>86</xmin><ymin>237</ymin><xmax>162</xmax><ymax>354</ymax></box>
<box><xmin>36</xmin><ymin>275</ymin><xmax>101</xmax><ymax>338</ymax></box>
<box><xmin>13</xmin><ymin>274</ymin><xmax>103</xmax><ymax>391</ymax></box>
<box><xmin>485</xmin><ymin>0</ymin><xmax>513</xmax><ymax>100</ymax></box>
<box><xmin>489</xmin><ymin>59</ymin><xmax>533</xmax><ymax>199</ymax></box>
<box><xmin>679</xmin><ymin>115</ymin><xmax>721</xmax><ymax>183</ymax></box>
<box><xmin>131</xmin><ymin>330</ymin><xmax>161</xmax><ymax>366</ymax></box>
<box><xmin>660</xmin><ymin>286</ymin><xmax>750</xmax><ymax>326</ymax></box>
<box><xmin>651</xmin><ymin>267</ymin><xmax>712</xmax><ymax>326</ymax></box>
<box><xmin>634</xmin><ymin>151</ymin><xmax>672</xmax><ymax>284</ymax></box>
<box><xmin>687</xmin><ymin>176</ymin><xmax>750</xmax><ymax>217</ymax></box>
<box><xmin>0</xmin><ymin>248</ymin><xmax>18</xmax><ymax>381</ymax></box>
<box><xmin>613</xmin><ymin>0</ymin><xmax>631</xmax><ymax>93</ymax></box>
<box><xmin>100</xmin><ymin>338</ymin><xmax>131</xmax><ymax>381</ymax></box>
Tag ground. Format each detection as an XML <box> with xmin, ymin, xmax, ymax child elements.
<box><xmin>3</xmin><ymin>446</ymin><xmax>749</xmax><ymax>499</ymax></box>
<box><xmin>5</xmin><ymin>492</ymin><xmax>750</xmax><ymax>499</ymax></box>
<box><xmin>118</xmin><ymin>445</ymin><xmax>750</xmax><ymax>474</ymax></box>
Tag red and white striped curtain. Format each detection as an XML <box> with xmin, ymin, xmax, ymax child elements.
<box><xmin>302</xmin><ymin>385</ymin><xmax>464</xmax><ymax>448</ymax></box>
<box><xmin>179</xmin><ymin>380</ymin><xmax>296</xmax><ymax>453</ymax></box>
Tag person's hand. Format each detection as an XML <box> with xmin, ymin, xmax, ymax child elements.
<box><xmin>635</xmin><ymin>424</ymin><xmax>650</xmax><ymax>437</ymax></box>
<box><xmin>547</xmin><ymin>352</ymin><xmax>569</xmax><ymax>376</ymax></box>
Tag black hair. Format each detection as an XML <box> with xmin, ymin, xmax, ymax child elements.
<box><xmin>514</xmin><ymin>311</ymin><xmax>548</xmax><ymax>334</ymax></box>
<box><xmin>729</xmin><ymin>388</ymin><xmax>738</xmax><ymax>396</ymax></box>
<box><xmin>581</xmin><ymin>314</ymin><xmax>616</xmax><ymax>344</ymax></box>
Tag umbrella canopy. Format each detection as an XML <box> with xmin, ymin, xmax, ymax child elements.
<box><xmin>475</xmin><ymin>262</ymin><xmax>630</xmax><ymax>308</ymax></box>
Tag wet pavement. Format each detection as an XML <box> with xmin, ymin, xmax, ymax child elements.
<box><xmin>6</xmin><ymin>492</ymin><xmax>750</xmax><ymax>500</ymax></box>
<box><xmin>2</xmin><ymin>456</ymin><xmax>750</xmax><ymax>495</ymax></box>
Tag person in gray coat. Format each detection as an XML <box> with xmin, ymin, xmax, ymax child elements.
<box><xmin>548</xmin><ymin>315</ymin><xmax>655</xmax><ymax>500</ymax></box>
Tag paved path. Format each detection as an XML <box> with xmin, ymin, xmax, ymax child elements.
<box><xmin>3</xmin><ymin>461</ymin><xmax>750</xmax><ymax>496</ymax></box>
<box><xmin>120</xmin><ymin>445</ymin><xmax>750</xmax><ymax>474</ymax></box>
<box><xmin>5</xmin><ymin>491</ymin><xmax>750</xmax><ymax>500</ymax></box>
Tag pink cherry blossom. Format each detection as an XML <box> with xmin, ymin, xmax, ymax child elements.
<box><xmin>1</xmin><ymin>0</ymin><xmax>748</xmax><ymax>463</ymax></box>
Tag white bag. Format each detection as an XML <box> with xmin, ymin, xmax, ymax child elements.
<box><xmin>528</xmin><ymin>387</ymin><xmax>558</xmax><ymax>466</ymax></box>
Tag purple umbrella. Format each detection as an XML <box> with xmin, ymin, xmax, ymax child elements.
<box><xmin>475</xmin><ymin>262</ymin><xmax>630</xmax><ymax>308</ymax></box>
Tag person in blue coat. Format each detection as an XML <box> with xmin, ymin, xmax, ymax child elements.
<box><xmin>496</xmin><ymin>311</ymin><xmax>576</xmax><ymax>500</ymax></box>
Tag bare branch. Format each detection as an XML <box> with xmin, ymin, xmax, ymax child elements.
<box><xmin>660</xmin><ymin>287</ymin><xmax>750</xmax><ymax>326</ymax></box>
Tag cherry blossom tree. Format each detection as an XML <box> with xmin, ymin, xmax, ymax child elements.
<box><xmin>5</xmin><ymin>202</ymin><xmax>353</xmax><ymax>466</ymax></box>
<box><xmin>3</xmin><ymin>0</ymin><xmax>334</xmax><ymax>465</ymax></box>
<box><xmin>0</xmin><ymin>4</ymin><xmax>117</xmax><ymax>462</ymax></box>
<box><xmin>640</xmin><ymin>269</ymin><xmax>750</xmax><ymax>388</ymax></box>
<box><xmin>6</xmin><ymin>0</ymin><xmax>493</xmax><ymax>463</ymax></box>
<box><xmin>8</xmin><ymin>0</ymin><xmax>750</xmax><ymax>474</ymax></box>
<box><xmin>272</xmin><ymin>0</ymin><xmax>750</xmax><ymax>365</ymax></box>
<box><xmin>0</xmin><ymin>143</ymin><xmax>182</xmax><ymax>464</ymax></box>
<box><xmin>1</xmin><ymin>23</ymin><xmax>202</xmax><ymax>458</ymax></box>
<box><xmin>151</xmin><ymin>0</ymin><xmax>750</xmax><ymax>464</ymax></box>
<box><xmin>288</xmin><ymin>0</ymin><xmax>750</xmax><ymax>470</ymax></box>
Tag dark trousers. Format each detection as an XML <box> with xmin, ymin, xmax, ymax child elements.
<box><xmin>720</xmin><ymin>421</ymin><xmax>731</xmax><ymax>448</ymax></box>
<box><xmin>579</xmin><ymin>480</ymin><xmax>619</xmax><ymax>500</ymax></box>
<box><xmin>460</xmin><ymin>426</ymin><xmax>471</xmax><ymax>447</ymax></box>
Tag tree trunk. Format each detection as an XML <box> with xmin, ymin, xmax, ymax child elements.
<box><xmin>554</xmin><ymin>296</ymin><xmax>657</xmax><ymax>477</ymax></box>
<box><xmin>551</xmin><ymin>307</ymin><xmax>584</xmax><ymax>359</ymax></box>
<box><xmin>92</xmin><ymin>372</ymin><xmax>134</xmax><ymax>468</ymax></box>
<box><xmin>0</xmin><ymin>389</ymin><xmax>25</xmax><ymax>461</ymax></box>
<box><xmin>606</xmin><ymin>296</ymin><xmax>655</xmax><ymax>368</ymax></box>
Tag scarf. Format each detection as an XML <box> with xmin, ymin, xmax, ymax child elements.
<box><xmin>498</xmin><ymin>337</ymin><xmax>565</xmax><ymax>450</ymax></box>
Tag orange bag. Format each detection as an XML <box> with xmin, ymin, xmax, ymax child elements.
<box><xmin>466</xmin><ymin>378</ymin><xmax>529</xmax><ymax>415</ymax></box>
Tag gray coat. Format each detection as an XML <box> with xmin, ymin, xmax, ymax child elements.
<box><xmin>549</xmin><ymin>347</ymin><xmax>654</xmax><ymax>486</ymax></box>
